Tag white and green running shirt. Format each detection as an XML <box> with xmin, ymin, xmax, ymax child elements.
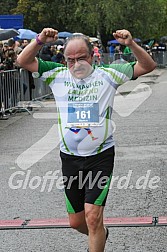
<box><xmin>38</xmin><ymin>58</ymin><xmax>135</xmax><ymax>156</ymax></box>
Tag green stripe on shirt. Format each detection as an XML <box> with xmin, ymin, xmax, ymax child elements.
<box><xmin>38</xmin><ymin>58</ymin><xmax>65</xmax><ymax>76</ymax></box>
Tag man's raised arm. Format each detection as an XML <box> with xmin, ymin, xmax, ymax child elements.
<box><xmin>17</xmin><ymin>28</ymin><xmax>58</xmax><ymax>73</ymax></box>
<box><xmin>113</xmin><ymin>29</ymin><xmax>157</xmax><ymax>78</ymax></box>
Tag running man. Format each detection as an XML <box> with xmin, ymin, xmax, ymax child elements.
<box><xmin>17</xmin><ymin>28</ymin><xmax>156</xmax><ymax>252</ymax></box>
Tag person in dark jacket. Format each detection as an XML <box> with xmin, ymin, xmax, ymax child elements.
<box><xmin>39</xmin><ymin>45</ymin><xmax>53</xmax><ymax>61</ymax></box>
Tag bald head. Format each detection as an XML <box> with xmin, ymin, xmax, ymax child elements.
<box><xmin>64</xmin><ymin>35</ymin><xmax>93</xmax><ymax>55</ymax></box>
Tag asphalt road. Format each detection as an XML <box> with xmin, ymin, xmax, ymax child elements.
<box><xmin>0</xmin><ymin>68</ymin><xmax>166</xmax><ymax>251</ymax></box>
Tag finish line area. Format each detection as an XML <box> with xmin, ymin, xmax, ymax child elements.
<box><xmin>0</xmin><ymin>216</ymin><xmax>166</xmax><ymax>230</ymax></box>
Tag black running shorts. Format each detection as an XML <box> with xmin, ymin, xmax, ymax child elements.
<box><xmin>60</xmin><ymin>147</ymin><xmax>115</xmax><ymax>213</ymax></box>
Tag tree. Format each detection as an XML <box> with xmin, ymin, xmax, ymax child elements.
<box><xmin>11</xmin><ymin>0</ymin><xmax>167</xmax><ymax>40</ymax></box>
<box><xmin>12</xmin><ymin>0</ymin><xmax>79</xmax><ymax>32</ymax></box>
<box><xmin>0</xmin><ymin>0</ymin><xmax>18</xmax><ymax>15</ymax></box>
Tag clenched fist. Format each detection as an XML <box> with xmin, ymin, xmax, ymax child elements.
<box><xmin>38</xmin><ymin>28</ymin><xmax>58</xmax><ymax>44</ymax></box>
<box><xmin>113</xmin><ymin>29</ymin><xmax>133</xmax><ymax>46</ymax></box>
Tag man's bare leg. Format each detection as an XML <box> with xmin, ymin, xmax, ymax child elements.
<box><xmin>68</xmin><ymin>204</ymin><xmax>107</xmax><ymax>252</ymax></box>
<box><xmin>85</xmin><ymin>203</ymin><xmax>106</xmax><ymax>252</ymax></box>
<box><xmin>68</xmin><ymin>210</ymin><xmax>88</xmax><ymax>235</ymax></box>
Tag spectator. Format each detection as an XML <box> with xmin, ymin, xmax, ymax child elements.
<box><xmin>0</xmin><ymin>49</ymin><xmax>17</xmax><ymax>70</ymax></box>
<box><xmin>0</xmin><ymin>42</ymin><xmax>3</xmax><ymax>63</ymax></box>
<box><xmin>21</xmin><ymin>40</ymin><xmax>30</xmax><ymax>49</ymax></box>
<box><xmin>8</xmin><ymin>38</ymin><xmax>22</xmax><ymax>56</ymax></box>
<box><xmin>109</xmin><ymin>44</ymin><xmax>115</xmax><ymax>62</ymax></box>
<box><xmin>50</xmin><ymin>45</ymin><xmax>56</xmax><ymax>55</ymax></box>
<box><xmin>39</xmin><ymin>45</ymin><xmax>53</xmax><ymax>61</ymax></box>
<box><xmin>3</xmin><ymin>42</ymin><xmax>9</xmax><ymax>54</ymax></box>
<box><xmin>93</xmin><ymin>42</ymin><xmax>101</xmax><ymax>65</ymax></box>
<box><xmin>51</xmin><ymin>45</ymin><xmax>65</xmax><ymax>64</ymax></box>
<box><xmin>114</xmin><ymin>44</ymin><xmax>122</xmax><ymax>61</ymax></box>
<box><xmin>123</xmin><ymin>46</ymin><xmax>132</xmax><ymax>62</ymax></box>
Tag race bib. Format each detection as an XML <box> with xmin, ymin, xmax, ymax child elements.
<box><xmin>67</xmin><ymin>102</ymin><xmax>99</xmax><ymax>127</ymax></box>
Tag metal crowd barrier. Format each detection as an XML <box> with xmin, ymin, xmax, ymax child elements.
<box><xmin>19</xmin><ymin>68</ymin><xmax>31</xmax><ymax>101</ymax></box>
<box><xmin>100</xmin><ymin>51</ymin><xmax>167</xmax><ymax>66</ymax></box>
<box><xmin>94</xmin><ymin>53</ymin><xmax>137</xmax><ymax>65</ymax></box>
<box><xmin>0</xmin><ymin>68</ymin><xmax>52</xmax><ymax>119</ymax></box>
<box><xmin>19</xmin><ymin>68</ymin><xmax>52</xmax><ymax>102</ymax></box>
<box><xmin>32</xmin><ymin>78</ymin><xmax>52</xmax><ymax>101</ymax></box>
<box><xmin>152</xmin><ymin>51</ymin><xmax>167</xmax><ymax>67</ymax></box>
<box><xmin>0</xmin><ymin>69</ymin><xmax>20</xmax><ymax>117</ymax></box>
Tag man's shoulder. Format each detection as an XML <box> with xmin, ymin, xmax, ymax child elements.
<box><xmin>95</xmin><ymin>62</ymin><xmax>135</xmax><ymax>81</ymax></box>
<box><xmin>97</xmin><ymin>62</ymin><xmax>135</xmax><ymax>72</ymax></box>
<box><xmin>38</xmin><ymin>58</ymin><xmax>67</xmax><ymax>76</ymax></box>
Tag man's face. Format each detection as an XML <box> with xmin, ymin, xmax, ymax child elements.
<box><xmin>64</xmin><ymin>39</ymin><xmax>93</xmax><ymax>79</ymax></box>
<box><xmin>23</xmin><ymin>40</ymin><xmax>29</xmax><ymax>47</ymax></box>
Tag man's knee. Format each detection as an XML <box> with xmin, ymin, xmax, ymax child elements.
<box><xmin>68</xmin><ymin>211</ymin><xmax>85</xmax><ymax>230</ymax></box>
<box><xmin>69</xmin><ymin>217</ymin><xmax>82</xmax><ymax>230</ymax></box>
<box><xmin>85</xmin><ymin>204</ymin><xmax>104</xmax><ymax>231</ymax></box>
